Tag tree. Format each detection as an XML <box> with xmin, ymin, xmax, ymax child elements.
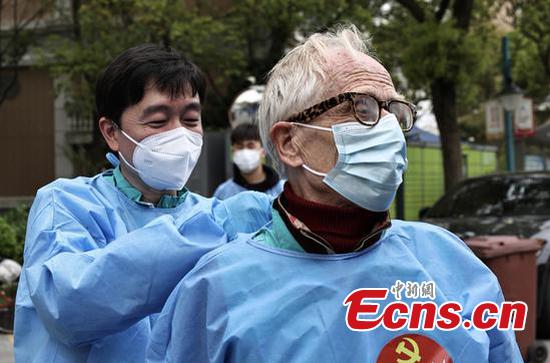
<box><xmin>194</xmin><ymin>0</ymin><xmax>373</xmax><ymax>127</ymax></box>
<box><xmin>39</xmin><ymin>0</ymin><xmax>242</xmax><ymax>173</ymax></box>
<box><xmin>510</xmin><ymin>1</ymin><xmax>550</xmax><ymax>110</ymax></box>
<box><xmin>38</xmin><ymin>0</ymin><xmax>375</xmax><ymax>174</ymax></box>
<box><xmin>371</xmin><ymin>0</ymin><xmax>500</xmax><ymax>191</ymax></box>
<box><xmin>0</xmin><ymin>0</ymin><xmax>53</xmax><ymax>106</ymax></box>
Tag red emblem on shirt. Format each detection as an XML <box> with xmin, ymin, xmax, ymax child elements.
<box><xmin>377</xmin><ymin>333</ymin><xmax>452</xmax><ymax>363</ymax></box>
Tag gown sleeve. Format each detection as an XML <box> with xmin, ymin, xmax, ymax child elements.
<box><xmin>211</xmin><ymin>191</ymin><xmax>273</xmax><ymax>240</ymax></box>
<box><xmin>23</xmin><ymin>187</ymin><xmax>228</xmax><ymax>347</ymax></box>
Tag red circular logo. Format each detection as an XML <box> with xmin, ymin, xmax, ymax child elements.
<box><xmin>377</xmin><ymin>334</ymin><xmax>452</xmax><ymax>363</ymax></box>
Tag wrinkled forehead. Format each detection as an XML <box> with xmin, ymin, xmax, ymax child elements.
<box><xmin>321</xmin><ymin>48</ymin><xmax>398</xmax><ymax>100</ymax></box>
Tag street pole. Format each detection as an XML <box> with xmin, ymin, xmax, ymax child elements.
<box><xmin>502</xmin><ymin>36</ymin><xmax>516</xmax><ymax>172</ymax></box>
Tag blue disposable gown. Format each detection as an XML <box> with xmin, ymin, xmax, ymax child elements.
<box><xmin>14</xmin><ymin>172</ymin><xmax>271</xmax><ymax>362</ymax></box>
<box><xmin>147</xmin><ymin>220</ymin><xmax>523</xmax><ymax>363</ymax></box>
<box><xmin>213</xmin><ymin>178</ymin><xmax>284</xmax><ymax>200</ymax></box>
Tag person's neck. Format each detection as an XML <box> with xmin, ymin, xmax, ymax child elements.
<box><xmin>277</xmin><ymin>183</ymin><xmax>387</xmax><ymax>254</ymax></box>
<box><xmin>119</xmin><ymin>165</ymin><xmax>176</xmax><ymax>203</ymax></box>
<box><xmin>241</xmin><ymin>165</ymin><xmax>266</xmax><ymax>185</ymax></box>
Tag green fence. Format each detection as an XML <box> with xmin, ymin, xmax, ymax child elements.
<box><xmin>390</xmin><ymin>142</ymin><xmax>498</xmax><ymax>220</ymax></box>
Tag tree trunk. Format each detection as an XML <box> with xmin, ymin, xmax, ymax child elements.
<box><xmin>431</xmin><ymin>77</ymin><xmax>463</xmax><ymax>191</ymax></box>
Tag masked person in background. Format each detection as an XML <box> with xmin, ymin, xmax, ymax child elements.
<box><xmin>147</xmin><ymin>25</ymin><xmax>522</xmax><ymax>363</ymax></box>
<box><xmin>14</xmin><ymin>44</ymin><xmax>272</xmax><ymax>363</ymax></box>
<box><xmin>214</xmin><ymin>123</ymin><xmax>284</xmax><ymax>200</ymax></box>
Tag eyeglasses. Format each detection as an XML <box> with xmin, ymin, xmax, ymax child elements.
<box><xmin>287</xmin><ymin>92</ymin><xmax>417</xmax><ymax>132</ymax></box>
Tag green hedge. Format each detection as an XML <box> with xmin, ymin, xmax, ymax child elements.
<box><xmin>0</xmin><ymin>206</ymin><xmax>29</xmax><ymax>264</ymax></box>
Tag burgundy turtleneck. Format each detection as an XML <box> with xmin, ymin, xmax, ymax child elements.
<box><xmin>276</xmin><ymin>183</ymin><xmax>389</xmax><ymax>254</ymax></box>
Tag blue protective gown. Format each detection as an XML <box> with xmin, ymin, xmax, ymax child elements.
<box><xmin>14</xmin><ymin>171</ymin><xmax>271</xmax><ymax>362</ymax></box>
<box><xmin>213</xmin><ymin>178</ymin><xmax>284</xmax><ymax>200</ymax></box>
<box><xmin>147</xmin><ymin>219</ymin><xmax>523</xmax><ymax>363</ymax></box>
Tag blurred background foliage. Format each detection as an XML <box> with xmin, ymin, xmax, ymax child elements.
<box><xmin>0</xmin><ymin>206</ymin><xmax>29</xmax><ymax>264</ymax></box>
<box><xmin>26</xmin><ymin>0</ymin><xmax>550</xmax><ymax>186</ymax></box>
<box><xmin>37</xmin><ymin>0</ymin><xmax>376</xmax><ymax>130</ymax></box>
<box><xmin>509</xmin><ymin>1</ymin><xmax>550</xmax><ymax>104</ymax></box>
<box><xmin>0</xmin><ymin>0</ymin><xmax>548</xmax><ymax>182</ymax></box>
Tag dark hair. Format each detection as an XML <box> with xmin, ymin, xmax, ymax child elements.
<box><xmin>231</xmin><ymin>122</ymin><xmax>261</xmax><ymax>144</ymax></box>
<box><xmin>95</xmin><ymin>43</ymin><xmax>206</xmax><ymax>125</ymax></box>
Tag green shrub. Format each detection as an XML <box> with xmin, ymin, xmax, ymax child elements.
<box><xmin>0</xmin><ymin>218</ymin><xmax>21</xmax><ymax>263</ymax></box>
<box><xmin>0</xmin><ymin>205</ymin><xmax>29</xmax><ymax>264</ymax></box>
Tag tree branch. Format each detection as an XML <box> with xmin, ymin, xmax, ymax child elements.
<box><xmin>452</xmin><ymin>0</ymin><xmax>474</xmax><ymax>30</ymax></box>
<box><xmin>435</xmin><ymin>0</ymin><xmax>450</xmax><ymax>22</ymax></box>
<box><xmin>531</xmin><ymin>42</ymin><xmax>550</xmax><ymax>80</ymax></box>
<box><xmin>395</xmin><ymin>0</ymin><xmax>425</xmax><ymax>22</ymax></box>
<box><xmin>0</xmin><ymin>0</ymin><xmax>55</xmax><ymax>107</ymax></box>
<box><xmin>71</xmin><ymin>0</ymin><xmax>81</xmax><ymax>39</ymax></box>
<box><xmin>543</xmin><ymin>47</ymin><xmax>550</xmax><ymax>80</ymax></box>
<box><xmin>0</xmin><ymin>0</ymin><xmax>4</xmax><ymax>36</ymax></box>
<box><xmin>0</xmin><ymin>69</ymin><xmax>18</xmax><ymax>105</ymax></box>
<box><xmin>521</xmin><ymin>30</ymin><xmax>540</xmax><ymax>44</ymax></box>
<box><xmin>17</xmin><ymin>1</ymin><xmax>52</xmax><ymax>31</ymax></box>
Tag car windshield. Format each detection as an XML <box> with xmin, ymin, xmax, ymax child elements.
<box><xmin>427</xmin><ymin>176</ymin><xmax>550</xmax><ymax>218</ymax></box>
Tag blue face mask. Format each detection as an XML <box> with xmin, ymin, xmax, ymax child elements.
<box><xmin>294</xmin><ymin>114</ymin><xmax>408</xmax><ymax>212</ymax></box>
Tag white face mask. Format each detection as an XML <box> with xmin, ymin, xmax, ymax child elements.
<box><xmin>233</xmin><ymin>148</ymin><xmax>262</xmax><ymax>174</ymax></box>
<box><xmin>118</xmin><ymin>127</ymin><xmax>203</xmax><ymax>191</ymax></box>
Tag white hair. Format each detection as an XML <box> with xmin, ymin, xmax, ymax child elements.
<box><xmin>258</xmin><ymin>24</ymin><xmax>372</xmax><ymax>175</ymax></box>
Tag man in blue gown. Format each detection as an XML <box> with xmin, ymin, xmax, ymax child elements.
<box><xmin>147</xmin><ymin>26</ymin><xmax>523</xmax><ymax>362</ymax></box>
<box><xmin>14</xmin><ymin>44</ymin><xmax>271</xmax><ymax>362</ymax></box>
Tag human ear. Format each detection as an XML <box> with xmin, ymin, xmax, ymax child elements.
<box><xmin>98</xmin><ymin>117</ymin><xmax>120</xmax><ymax>152</ymax></box>
<box><xmin>270</xmin><ymin>122</ymin><xmax>303</xmax><ymax>168</ymax></box>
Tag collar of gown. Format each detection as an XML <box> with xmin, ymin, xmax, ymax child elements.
<box><xmin>103</xmin><ymin>166</ymin><xmax>188</xmax><ymax>208</ymax></box>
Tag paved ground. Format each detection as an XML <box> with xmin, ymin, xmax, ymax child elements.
<box><xmin>0</xmin><ymin>334</ymin><xmax>14</xmax><ymax>363</ymax></box>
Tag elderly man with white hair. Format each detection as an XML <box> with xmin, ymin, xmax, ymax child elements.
<box><xmin>147</xmin><ymin>25</ymin><xmax>522</xmax><ymax>363</ymax></box>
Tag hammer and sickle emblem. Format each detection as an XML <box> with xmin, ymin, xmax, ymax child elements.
<box><xmin>395</xmin><ymin>337</ymin><xmax>421</xmax><ymax>363</ymax></box>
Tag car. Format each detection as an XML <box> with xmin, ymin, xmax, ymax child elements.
<box><xmin>420</xmin><ymin>171</ymin><xmax>550</xmax><ymax>343</ymax></box>
<box><xmin>420</xmin><ymin>171</ymin><xmax>550</xmax><ymax>240</ymax></box>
